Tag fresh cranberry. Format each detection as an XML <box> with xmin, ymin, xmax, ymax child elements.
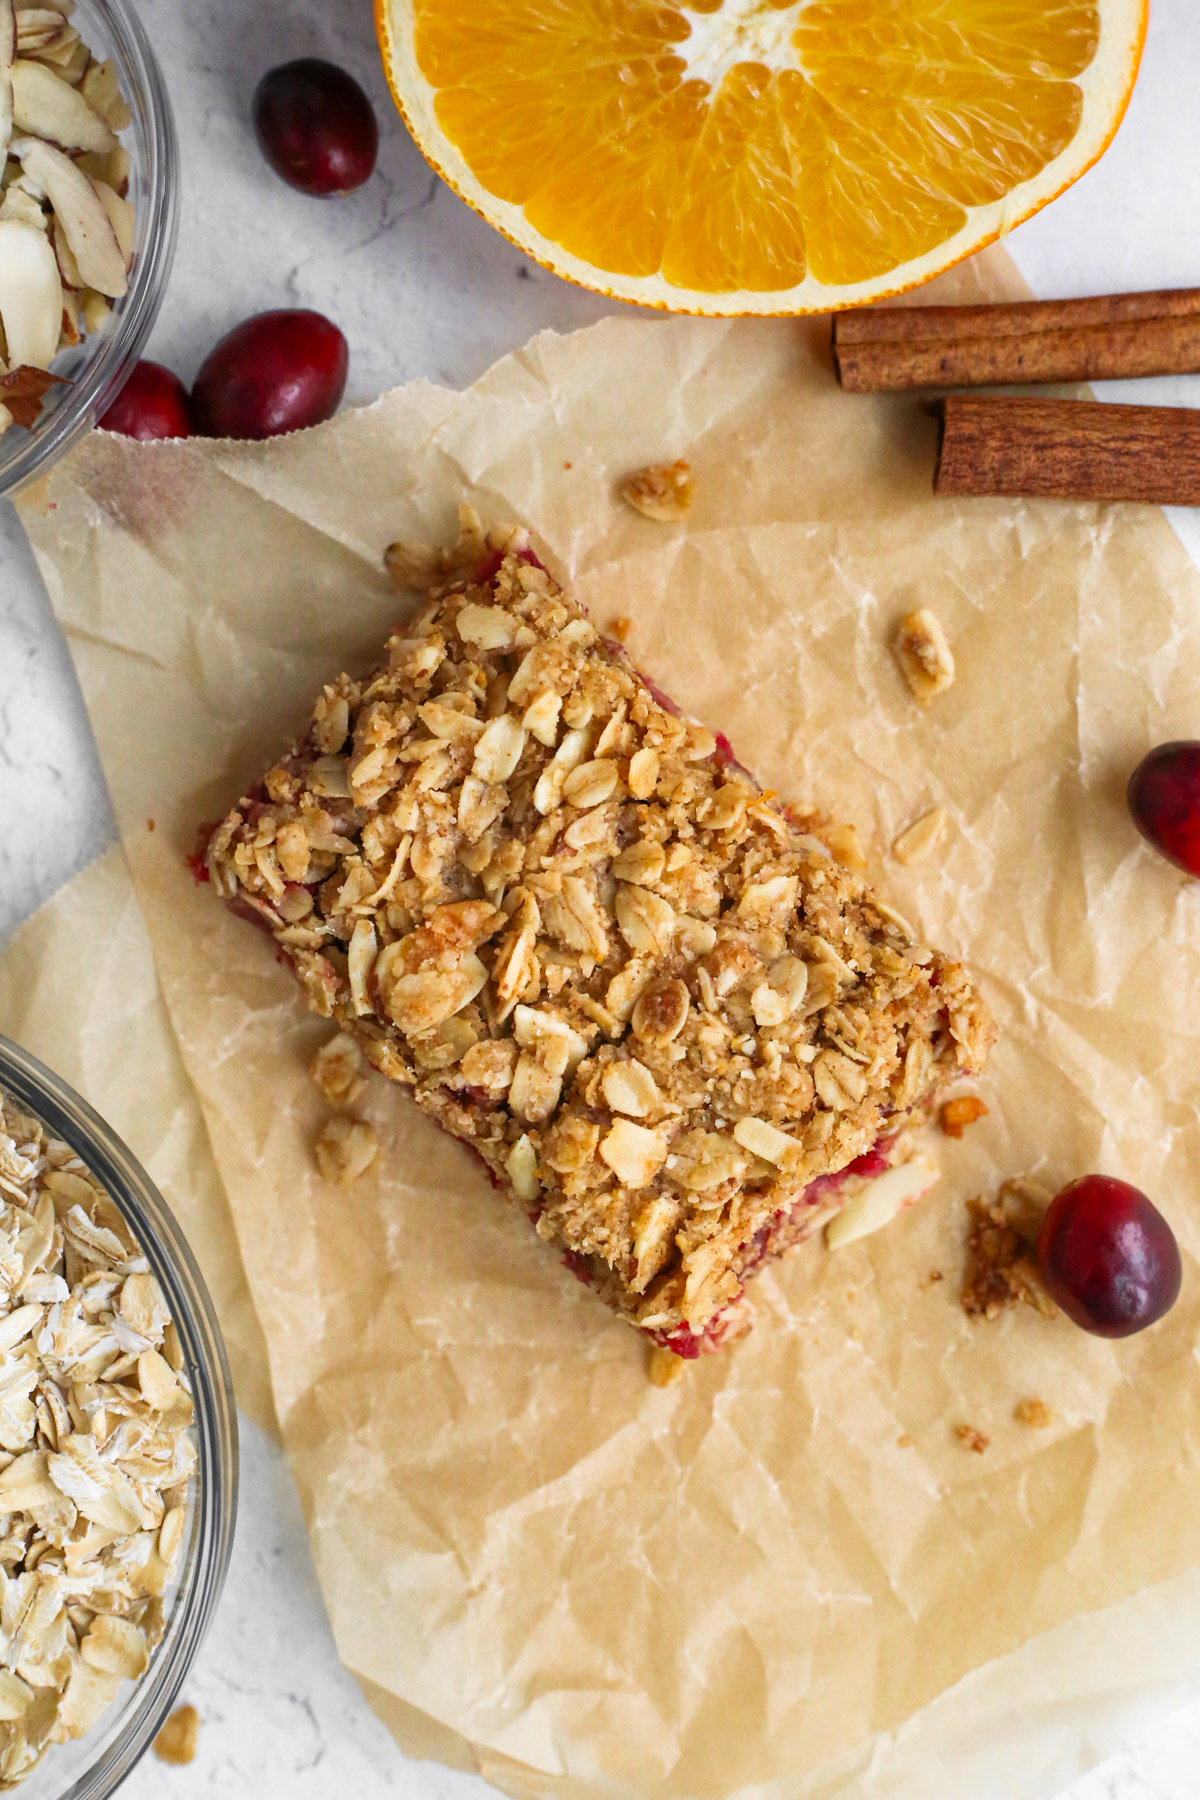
<box><xmin>1128</xmin><ymin>742</ymin><xmax>1200</xmax><ymax>877</ymax></box>
<box><xmin>1036</xmin><ymin>1175</ymin><xmax>1182</xmax><ymax>1338</ymax></box>
<box><xmin>99</xmin><ymin>361</ymin><xmax>193</xmax><ymax>440</ymax></box>
<box><xmin>253</xmin><ymin>60</ymin><xmax>378</xmax><ymax>197</ymax></box>
<box><xmin>191</xmin><ymin>310</ymin><xmax>348</xmax><ymax>440</ymax></box>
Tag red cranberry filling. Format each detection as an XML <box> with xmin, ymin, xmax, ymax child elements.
<box><xmin>649</xmin><ymin>1136</ymin><xmax>897</xmax><ymax>1357</ymax></box>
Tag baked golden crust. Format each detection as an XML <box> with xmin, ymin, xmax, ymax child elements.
<box><xmin>207</xmin><ymin>523</ymin><xmax>995</xmax><ymax>1353</ymax></box>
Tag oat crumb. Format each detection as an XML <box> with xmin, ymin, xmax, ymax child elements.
<box><xmin>961</xmin><ymin>1191</ymin><xmax>1055</xmax><ymax>1321</ymax></box>
<box><xmin>155</xmin><ymin>1704</ymin><xmax>200</xmax><ymax>1765</ymax></box>
<box><xmin>893</xmin><ymin>807</ymin><xmax>947</xmax><ymax>864</ymax></box>
<box><xmin>315</xmin><ymin>1115</ymin><xmax>379</xmax><ymax>1185</ymax></box>
<box><xmin>896</xmin><ymin>1433</ymin><xmax>913</xmax><ymax>1449</ymax></box>
<box><xmin>147</xmin><ymin>818</ymin><xmax>156</xmax><ymax>832</ymax></box>
<box><xmin>1015</xmin><ymin>1398</ymin><xmax>1054</xmax><ymax>1429</ymax></box>
<box><xmin>311</xmin><ymin>1032</ymin><xmax>367</xmax><ymax>1108</ymax></box>
<box><xmin>893</xmin><ymin>609</ymin><xmax>955</xmax><ymax>703</ymax></box>
<box><xmin>621</xmin><ymin>459</ymin><xmax>694</xmax><ymax>522</ymax></box>
<box><xmin>609</xmin><ymin>615</ymin><xmax>634</xmax><ymax>644</ymax></box>
<box><xmin>942</xmin><ymin>1095</ymin><xmax>989</xmax><ymax>1138</ymax></box>
<box><xmin>926</xmin><ymin>1269</ymin><xmax>944</xmax><ymax>1285</ymax></box>
<box><xmin>648</xmin><ymin>1347</ymin><xmax>687</xmax><ymax>1387</ymax></box>
<box><xmin>955</xmin><ymin>1423</ymin><xmax>990</xmax><ymax>1454</ymax></box>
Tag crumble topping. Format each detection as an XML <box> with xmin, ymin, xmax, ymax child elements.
<box><xmin>207</xmin><ymin>519</ymin><xmax>995</xmax><ymax>1351</ymax></box>
<box><xmin>314</xmin><ymin>1116</ymin><xmax>379</xmax><ymax>1186</ymax></box>
<box><xmin>1015</xmin><ymin>1398</ymin><xmax>1054</xmax><ymax>1429</ymax></box>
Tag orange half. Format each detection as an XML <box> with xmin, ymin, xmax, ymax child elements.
<box><xmin>376</xmin><ymin>0</ymin><xmax>1147</xmax><ymax>314</ymax></box>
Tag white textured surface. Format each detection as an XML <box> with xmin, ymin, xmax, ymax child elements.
<box><xmin>2</xmin><ymin>0</ymin><xmax>1200</xmax><ymax>1792</ymax></box>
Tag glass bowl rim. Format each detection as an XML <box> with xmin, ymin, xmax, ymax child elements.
<box><xmin>0</xmin><ymin>0</ymin><xmax>181</xmax><ymax>502</ymax></box>
<box><xmin>0</xmin><ymin>1030</ymin><xmax>238</xmax><ymax>1799</ymax></box>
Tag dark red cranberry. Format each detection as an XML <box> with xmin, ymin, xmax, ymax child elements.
<box><xmin>1036</xmin><ymin>1175</ymin><xmax>1182</xmax><ymax>1338</ymax></box>
<box><xmin>253</xmin><ymin>59</ymin><xmax>378</xmax><ymax>197</ymax></box>
<box><xmin>191</xmin><ymin>310</ymin><xmax>348</xmax><ymax>440</ymax></box>
<box><xmin>1127</xmin><ymin>742</ymin><xmax>1200</xmax><ymax>876</ymax></box>
<box><xmin>99</xmin><ymin>361</ymin><xmax>193</xmax><ymax>440</ymax></box>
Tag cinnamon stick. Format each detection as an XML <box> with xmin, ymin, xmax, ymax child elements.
<box><xmin>833</xmin><ymin>288</ymin><xmax>1200</xmax><ymax>392</ymax></box>
<box><xmin>934</xmin><ymin>395</ymin><xmax>1200</xmax><ymax>507</ymax></box>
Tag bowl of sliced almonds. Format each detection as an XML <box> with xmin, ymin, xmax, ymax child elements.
<box><xmin>0</xmin><ymin>0</ymin><xmax>177</xmax><ymax>499</ymax></box>
<box><xmin>0</xmin><ymin>1034</ymin><xmax>236</xmax><ymax>1797</ymax></box>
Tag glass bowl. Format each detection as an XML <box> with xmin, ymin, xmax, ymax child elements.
<box><xmin>0</xmin><ymin>1032</ymin><xmax>237</xmax><ymax>1799</ymax></box>
<box><xmin>0</xmin><ymin>0</ymin><xmax>180</xmax><ymax>501</ymax></box>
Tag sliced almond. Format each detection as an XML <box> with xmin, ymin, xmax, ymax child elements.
<box><xmin>80</xmin><ymin>286</ymin><xmax>111</xmax><ymax>333</ymax></box>
<box><xmin>11</xmin><ymin>58</ymin><xmax>116</xmax><ymax>151</ymax></box>
<box><xmin>0</xmin><ymin>217</ymin><xmax>62</xmax><ymax>367</ymax></box>
<box><xmin>51</xmin><ymin>211</ymin><xmax>79</xmax><ymax>285</ymax></box>
<box><xmin>505</xmin><ymin>1134</ymin><xmax>539</xmax><ymax>1203</ymax></box>
<box><xmin>17</xmin><ymin>10</ymin><xmax>73</xmax><ymax>54</ymax></box>
<box><xmin>0</xmin><ymin>172</ymin><xmax>48</xmax><ymax>230</ymax></box>
<box><xmin>0</xmin><ymin>15</ymin><xmax>13</xmax><ymax>169</ymax></box>
<box><xmin>598</xmin><ymin>1118</ymin><xmax>667</xmax><ymax>1188</ymax></box>
<box><xmin>91</xmin><ymin>176</ymin><xmax>132</xmax><ymax>269</ymax></box>
<box><xmin>11</xmin><ymin>135</ymin><xmax>126</xmax><ymax>296</ymax></box>
<box><xmin>80</xmin><ymin>56</ymin><xmax>130</xmax><ymax>131</ymax></box>
<box><xmin>826</xmin><ymin>1155</ymin><xmax>939</xmax><ymax>1250</ymax></box>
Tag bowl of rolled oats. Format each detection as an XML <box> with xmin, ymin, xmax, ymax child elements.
<box><xmin>0</xmin><ymin>0</ymin><xmax>178</xmax><ymax>499</ymax></box>
<box><xmin>0</xmin><ymin>1033</ymin><xmax>236</xmax><ymax>1795</ymax></box>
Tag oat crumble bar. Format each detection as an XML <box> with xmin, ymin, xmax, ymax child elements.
<box><xmin>206</xmin><ymin>522</ymin><xmax>995</xmax><ymax>1356</ymax></box>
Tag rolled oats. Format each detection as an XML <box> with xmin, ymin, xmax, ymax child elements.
<box><xmin>0</xmin><ymin>1087</ymin><xmax>194</xmax><ymax>1787</ymax></box>
<box><xmin>893</xmin><ymin>609</ymin><xmax>956</xmax><ymax>704</ymax></box>
<box><xmin>893</xmin><ymin>807</ymin><xmax>948</xmax><ymax>865</ymax></box>
<box><xmin>207</xmin><ymin>522</ymin><xmax>995</xmax><ymax>1359</ymax></box>
<box><xmin>311</xmin><ymin>1034</ymin><xmax>367</xmax><ymax>1108</ymax></box>
<box><xmin>314</xmin><ymin>1117</ymin><xmax>379</xmax><ymax>1186</ymax></box>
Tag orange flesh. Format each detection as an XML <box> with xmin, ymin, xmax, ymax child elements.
<box><xmin>414</xmin><ymin>0</ymin><xmax>1100</xmax><ymax>291</ymax></box>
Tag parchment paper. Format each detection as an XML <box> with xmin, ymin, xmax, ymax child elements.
<box><xmin>9</xmin><ymin>243</ymin><xmax>1200</xmax><ymax>1795</ymax></box>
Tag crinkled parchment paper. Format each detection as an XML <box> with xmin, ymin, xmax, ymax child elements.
<box><xmin>8</xmin><ymin>244</ymin><xmax>1200</xmax><ymax>1796</ymax></box>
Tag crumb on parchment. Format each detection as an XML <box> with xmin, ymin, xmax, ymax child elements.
<box><xmin>648</xmin><ymin>1346</ymin><xmax>687</xmax><ymax>1387</ymax></box>
<box><xmin>893</xmin><ymin>609</ymin><xmax>955</xmax><ymax>704</ymax></box>
<box><xmin>314</xmin><ymin>1116</ymin><xmax>379</xmax><ymax>1185</ymax></box>
<box><xmin>955</xmin><ymin>1423</ymin><xmax>990</xmax><ymax>1454</ymax></box>
<box><xmin>311</xmin><ymin>1033</ymin><xmax>367</xmax><ymax>1108</ymax></box>
<box><xmin>609</xmin><ymin>615</ymin><xmax>634</xmax><ymax>644</ymax></box>
<box><xmin>893</xmin><ymin>807</ymin><xmax>947</xmax><ymax>865</ymax></box>
<box><xmin>155</xmin><ymin>1704</ymin><xmax>200</xmax><ymax>1765</ymax></box>
<box><xmin>942</xmin><ymin>1095</ymin><xmax>988</xmax><ymax>1138</ymax></box>
<box><xmin>1015</xmin><ymin>1398</ymin><xmax>1054</xmax><ymax>1429</ymax></box>
<box><xmin>620</xmin><ymin>459</ymin><xmax>694</xmax><ymax>522</ymax></box>
<box><xmin>961</xmin><ymin>1185</ymin><xmax>1055</xmax><ymax>1322</ymax></box>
